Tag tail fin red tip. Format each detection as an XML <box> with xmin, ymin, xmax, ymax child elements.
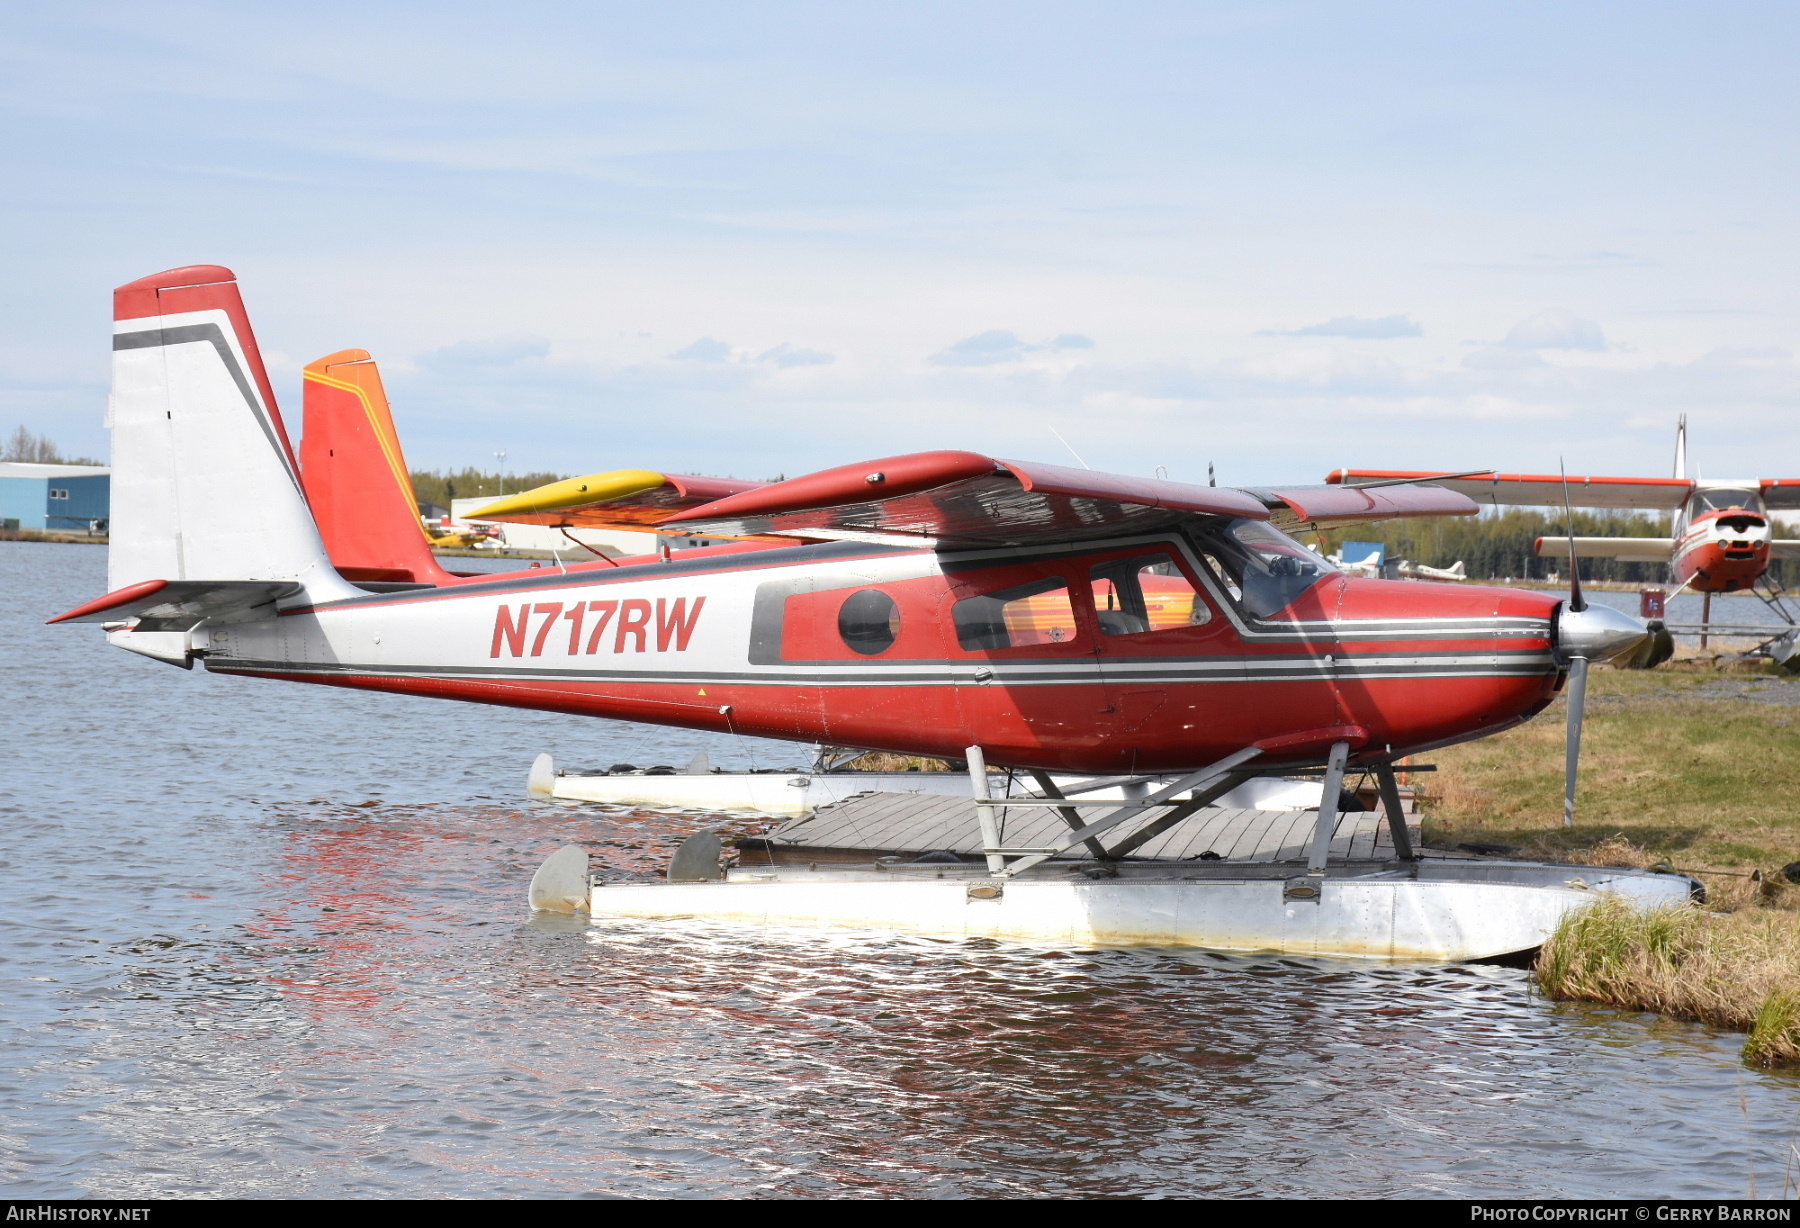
<box><xmin>110</xmin><ymin>264</ymin><xmax>293</xmax><ymax>474</ymax></box>
<box><xmin>300</xmin><ymin>349</ymin><xmax>455</xmax><ymax>586</ymax></box>
<box><xmin>306</xmin><ymin>348</ymin><xmax>372</xmax><ymax>370</ymax></box>
<box><xmin>115</xmin><ymin>265</ymin><xmax>238</xmax><ymax>295</ymax></box>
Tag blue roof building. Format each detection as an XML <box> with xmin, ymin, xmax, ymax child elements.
<box><xmin>0</xmin><ymin>462</ymin><xmax>110</xmax><ymax>533</ymax></box>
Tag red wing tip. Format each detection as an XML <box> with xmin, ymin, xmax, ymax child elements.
<box><xmin>47</xmin><ymin>578</ymin><xmax>169</xmax><ymax>624</ymax></box>
<box><xmin>114</xmin><ymin>265</ymin><xmax>237</xmax><ymax>294</ymax></box>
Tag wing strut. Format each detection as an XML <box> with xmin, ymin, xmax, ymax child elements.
<box><xmin>968</xmin><ymin>746</ymin><xmax>1264</xmax><ymax>877</ymax></box>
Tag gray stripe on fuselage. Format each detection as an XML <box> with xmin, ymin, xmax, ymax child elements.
<box><xmin>209</xmin><ymin>650</ymin><xmax>1556</xmax><ymax>688</ymax></box>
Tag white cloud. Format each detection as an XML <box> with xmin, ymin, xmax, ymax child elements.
<box><xmin>928</xmin><ymin>330</ymin><xmax>1097</xmax><ymax>366</ymax></box>
<box><xmin>1501</xmin><ymin>312</ymin><xmax>1607</xmax><ymax>351</ymax></box>
<box><xmin>416</xmin><ymin>336</ymin><xmax>551</xmax><ymax>369</ymax></box>
<box><xmin>1461</xmin><ymin>347</ymin><xmax>1546</xmax><ymax>370</ymax></box>
<box><xmin>929</xmin><ymin>330</ymin><xmax>1033</xmax><ymax>366</ymax></box>
<box><xmin>668</xmin><ymin>337</ymin><xmax>733</xmax><ymax>363</ymax></box>
<box><xmin>1265</xmin><ymin>314</ymin><xmax>1423</xmax><ymax>339</ymax></box>
<box><xmin>757</xmin><ymin>343</ymin><xmax>835</xmax><ymax>368</ymax></box>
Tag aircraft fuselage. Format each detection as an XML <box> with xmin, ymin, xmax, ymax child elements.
<box><xmin>1672</xmin><ymin>489</ymin><xmax>1772</xmax><ymax>593</ymax></box>
<box><xmin>171</xmin><ymin>532</ymin><xmax>1566</xmax><ymax>773</ymax></box>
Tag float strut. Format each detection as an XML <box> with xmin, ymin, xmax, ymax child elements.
<box><xmin>1029</xmin><ymin>769</ymin><xmax>1108</xmax><ymax>859</ymax></box>
<box><xmin>1305</xmin><ymin>741</ymin><xmax>1351</xmax><ymax>874</ymax></box>
<box><xmin>1372</xmin><ymin>763</ymin><xmax>1416</xmax><ymax>862</ymax></box>
<box><xmin>966</xmin><ymin>745</ymin><xmax>1005</xmax><ymax>874</ymax></box>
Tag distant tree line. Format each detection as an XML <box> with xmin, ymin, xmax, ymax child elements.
<box><xmin>409</xmin><ymin>468</ymin><xmax>569</xmax><ymax>510</ymax></box>
<box><xmin>1313</xmin><ymin>507</ymin><xmax>1800</xmax><ymax>587</ymax></box>
<box><xmin>3</xmin><ymin>426</ymin><xmax>101</xmax><ymax>466</ymax></box>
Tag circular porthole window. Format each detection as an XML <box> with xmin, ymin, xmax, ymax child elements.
<box><xmin>838</xmin><ymin>589</ymin><xmax>900</xmax><ymax>655</ymax></box>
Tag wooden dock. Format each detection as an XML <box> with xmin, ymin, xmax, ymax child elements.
<box><xmin>739</xmin><ymin>791</ymin><xmax>1420</xmax><ymax>866</ymax></box>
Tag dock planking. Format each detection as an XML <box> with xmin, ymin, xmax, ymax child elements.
<box><xmin>742</xmin><ymin>791</ymin><xmax>1419</xmax><ymax>865</ymax></box>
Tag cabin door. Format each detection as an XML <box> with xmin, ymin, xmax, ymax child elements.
<box><xmin>937</xmin><ymin>561</ymin><xmax>1108</xmax><ymax>769</ymax></box>
<box><xmin>1085</xmin><ymin>546</ymin><xmax>1247</xmax><ymax>764</ymax></box>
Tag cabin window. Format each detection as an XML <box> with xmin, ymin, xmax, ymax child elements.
<box><xmin>1194</xmin><ymin>520</ymin><xmax>1336</xmax><ymax>618</ymax></box>
<box><xmin>837</xmin><ymin>589</ymin><xmax>900</xmax><ymax>655</ymax></box>
<box><xmin>953</xmin><ymin>577</ymin><xmax>1078</xmax><ymax>650</ymax></box>
<box><xmin>1090</xmin><ymin>554</ymin><xmax>1211</xmax><ymax>635</ymax></box>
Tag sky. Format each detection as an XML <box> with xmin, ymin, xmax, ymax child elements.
<box><xmin>0</xmin><ymin>1</ymin><xmax>1794</xmax><ymax>488</ymax></box>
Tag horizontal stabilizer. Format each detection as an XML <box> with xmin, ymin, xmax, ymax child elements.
<box><xmin>1770</xmin><ymin>541</ymin><xmax>1800</xmax><ymax>560</ymax></box>
<box><xmin>1533</xmin><ymin>536</ymin><xmax>1674</xmax><ymax>561</ymax></box>
<box><xmin>465</xmin><ymin>470</ymin><xmax>766</xmax><ymax>530</ymax></box>
<box><xmin>1329</xmin><ymin>469</ymin><xmax>1693</xmax><ymax>511</ymax></box>
<box><xmin>1246</xmin><ymin>483</ymin><xmax>1478</xmax><ymax>530</ymax></box>
<box><xmin>659</xmin><ymin>451</ymin><xmax>1270</xmax><ymax>546</ymax></box>
<box><xmin>48</xmin><ymin>578</ymin><xmax>299</xmax><ymax>628</ymax></box>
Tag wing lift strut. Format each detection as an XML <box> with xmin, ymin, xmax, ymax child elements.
<box><xmin>963</xmin><ymin>741</ymin><xmax>1419</xmax><ymax>890</ymax></box>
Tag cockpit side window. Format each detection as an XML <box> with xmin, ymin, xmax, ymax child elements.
<box><xmin>1090</xmin><ymin>553</ymin><xmax>1212</xmax><ymax>636</ymax></box>
<box><xmin>1190</xmin><ymin>519</ymin><xmax>1336</xmax><ymax>619</ymax></box>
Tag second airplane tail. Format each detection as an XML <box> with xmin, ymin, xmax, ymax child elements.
<box><xmin>300</xmin><ymin>350</ymin><xmax>454</xmax><ymax>585</ymax></box>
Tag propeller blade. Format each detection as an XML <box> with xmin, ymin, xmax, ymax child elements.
<box><xmin>1560</xmin><ymin>459</ymin><xmax>1585</xmax><ymax>613</ymax></box>
<box><xmin>1563</xmin><ymin>655</ymin><xmax>1588</xmax><ymax>828</ymax></box>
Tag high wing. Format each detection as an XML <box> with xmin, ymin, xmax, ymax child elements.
<box><xmin>1244</xmin><ymin>483</ymin><xmax>1479</xmax><ymax>532</ymax></box>
<box><xmin>658</xmin><ymin>451</ymin><xmax>1477</xmax><ymax>547</ymax></box>
<box><xmin>465</xmin><ymin>470</ymin><xmax>768</xmax><ymax>530</ymax></box>
<box><xmin>1328</xmin><ymin>469</ymin><xmax>1694</xmax><ymax>510</ymax></box>
<box><xmin>1534</xmin><ymin>536</ymin><xmax>1674</xmax><ymax>562</ymax></box>
<box><xmin>1760</xmin><ymin>480</ymin><xmax>1800</xmax><ymax>510</ymax></box>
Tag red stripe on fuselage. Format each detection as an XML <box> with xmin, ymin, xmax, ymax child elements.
<box><xmin>217</xmin><ymin>666</ymin><xmax>1558</xmax><ymax>773</ymax></box>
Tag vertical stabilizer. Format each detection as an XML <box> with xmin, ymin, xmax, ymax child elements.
<box><xmin>300</xmin><ymin>350</ymin><xmax>454</xmax><ymax>585</ymax></box>
<box><xmin>1673</xmin><ymin>414</ymin><xmax>1687</xmax><ymax>481</ymax></box>
<box><xmin>109</xmin><ymin>266</ymin><xmax>360</xmax><ymax>602</ymax></box>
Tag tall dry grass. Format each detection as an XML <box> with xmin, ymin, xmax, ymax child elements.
<box><xmin>1537</xmin><ymin>897</ymin><xmax>1800</xmax><ymax>1066</ymax></box>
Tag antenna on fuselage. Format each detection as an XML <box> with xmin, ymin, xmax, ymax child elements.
<box><xmin>1048</xmin><ymin>426</ymin><xmax>1091</xmax><ymax>470</ymax></box>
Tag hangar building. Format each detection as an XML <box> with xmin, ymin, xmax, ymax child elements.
<box><xmin>0</xmin><ymin>462</ymin><xmax>110</xmax><ymax>533</ymax></box>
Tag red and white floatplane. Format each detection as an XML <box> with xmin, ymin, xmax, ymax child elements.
<box><xmin>53</xmin><ymin>265</ymin><xmax>1696</xmax><ymax>960</ymax></box>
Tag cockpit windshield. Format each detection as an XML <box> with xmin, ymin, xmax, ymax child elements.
<box><xmin>1190</xmin><ymin>520</ymin><xmax>1337</xmax><ymax>619</ymax></box>
<box><xmin>1693</xmin><ymin>488</ymin><xmax>1764</xmax><ymax>515</ymax></box>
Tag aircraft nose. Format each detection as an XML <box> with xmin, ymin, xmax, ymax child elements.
<box><xmin>1557</xmin><ymin>602</ymin><xmax>1651</xmax><ymax>664</ymax></box>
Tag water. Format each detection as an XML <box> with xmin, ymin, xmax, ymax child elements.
<box><xmin>4</xmin><ymin>542</ymin><xmax>1799</xmax><ymax>1199</ymax></box>
<box><xmin>1588</xmin><ymin>588</ymin><xmax>1791</xmax><ymax>641</ymax></box>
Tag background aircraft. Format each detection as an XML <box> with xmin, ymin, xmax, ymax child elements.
<box><xmin>1330</xmin><ymin>417</ymin><xmax>1800</xmax><ymax>642</ymax></box>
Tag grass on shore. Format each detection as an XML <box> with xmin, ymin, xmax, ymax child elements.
<box><xmin>0</xmin><ymin>529</ymin><xmax>106</xmax><ymax>544</ymax></box>
<box><xmin>1413</xmin><ymin>663</ymin><xmax>1800</xmax><ymax>1064</ymax></box>
<box><xmin>1418</xmin><ymin>664</ymin><xmax>1800</xmax><ymax>876</ymax></box>
<box><xmin>1538</xmin><ymin>897</ymin><xmax>1800</xmax><ymax>1066</ymax></box>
